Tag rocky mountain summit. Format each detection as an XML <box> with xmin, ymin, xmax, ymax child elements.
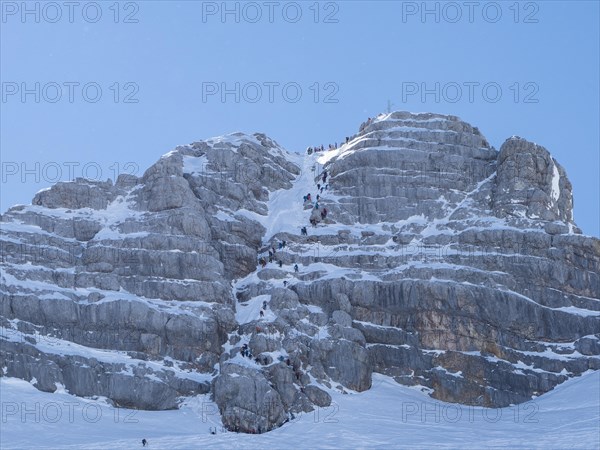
<box><xmin>1</xmin><ymin>112</ymin><xmax>599</xmax><ymax>433</ymax></box>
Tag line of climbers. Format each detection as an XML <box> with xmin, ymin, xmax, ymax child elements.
<box><xmin>258</xmin><ymin>240</ymin><xmax>288</xmax><ymax>267</ymax></box>
<box><xmin>238</xmin><ymin>150</ymin><xmax>347</xmax><ymax>434</ymax></box>
<box><xmin>306</xmin><ymin>169</ymin><xmax>329</xmax><ymax>227</ymax></box>
<box><xmin>242</xmin><ymin>322</ymin><xmax>306</xmax><ymax>380</ymax></box>
<box><xmin>241</xmin><ymin>338</ymin><xmax>307</xmax><ymax>388</ymax></box>
<box><xmin>306</xmin><ymin>134</ymin><xmax>361</xmax><ymax>155</ymax></box>
<box><xmin>256</xmin><ymin>160</ymin><xmax>331</xmax><ymax>274</ymax></box>
<box><xmin>306</xmin><ymin>143</ymin><xmax>338</xmax><ymax>155</ymax></box>
<box><xmin>307</xmin><ymin>118</ymin><xmax>379</xmax><ymax>157</ymax></box>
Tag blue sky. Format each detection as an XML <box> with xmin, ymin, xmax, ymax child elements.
<box><xmin>1</xmin><ymin>1</ymin><xmax>598</xmax><ymax>236</ymax></box>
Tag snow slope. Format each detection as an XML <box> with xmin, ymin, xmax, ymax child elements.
<box><xmin>1</xmin><ymin>370</ymin><xmax>598</xmax><ymax>449</ymax></box>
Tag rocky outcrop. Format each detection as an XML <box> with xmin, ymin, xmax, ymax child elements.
<box><xmin>492</xmin><ymin>137</ymin><xmax>574</xmax><ymax>223</ymax></box>
<box><xmin>1</xmin><ymin>133</ymin><xmax>298</xmax><ymax>411</ymax></box>
<box><xmin>213</xmin><ymin>364</ymin><xmax>287</xmax><ymax>433</ymax></box>
<box><xmin>1</xmin><ymin>113</ymin><xmax>598</xmax><ymax>433</ymax></box>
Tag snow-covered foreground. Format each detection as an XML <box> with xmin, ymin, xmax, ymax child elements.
<box><xmin>1</xmin><ymin>371</ymin><xmax>598</xmax><ymax>449</ymax></box>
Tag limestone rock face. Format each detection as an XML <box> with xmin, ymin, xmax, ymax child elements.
<box><xmin>213</xmin><ymin>364</ymin><xmax>287</xmax><ymax>433</ymax></box>
<box><xmin>493</xmin><ymin>137</ymin><xmax>574</xmax><ymax>223</ymax></box>
<box><xmin>1</xmin><ymin>113</ymin><xmax>598</xmax><ymax>433</ymax></box>
<box><xmin>1</xmin><ymin>133</ymin><xmax>298</xmax><ymax>412</ymax></box>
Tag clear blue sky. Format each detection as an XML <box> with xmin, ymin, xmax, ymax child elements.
<box><xmin>1</xmin><ymin>1</ymin><xmax>598</xmax><ymax>236</ymax></box>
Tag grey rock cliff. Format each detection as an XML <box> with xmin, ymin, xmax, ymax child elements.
<box><xmin>1</xmin><ymin>113</ymin><xmax>598</xmax><ymax>433</ymax></box>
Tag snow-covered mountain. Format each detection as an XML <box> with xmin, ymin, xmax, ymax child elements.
<box><xmin>1</xmin><ymin>112</ymin><xmax>599</xmax><ymax>436</ymax></box>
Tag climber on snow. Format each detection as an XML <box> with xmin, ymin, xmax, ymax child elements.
<box><xmin>294</xmin><ymin>264</ymin><xmax>299</xmax><ymax>273</ymax></box>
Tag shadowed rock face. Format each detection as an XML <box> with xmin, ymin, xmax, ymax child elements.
<box><xmin>1</xmin><ymin>113</ymin><xmax>598</xmax><ymax>432</ymax></box>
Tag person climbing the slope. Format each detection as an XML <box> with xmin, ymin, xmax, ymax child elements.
<box><xmin>301</xmin><ymin>226</ymin><xmax>307</xmax><ymax>236</ymax></box>
<box><xmin>278</xmin><ymin>260</ymin><xmax>283</xmax><ymax>268</ymax></box>
<box><xmin>294</xmin><ymin>264</ymin><xmax>299</xmax><ymax>273</ymax></box>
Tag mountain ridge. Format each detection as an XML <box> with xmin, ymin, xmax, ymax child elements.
<box><xmin>1</xmin><ymin>111</ymin><xmax>598</xmax><ymax>433</ymax></box>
